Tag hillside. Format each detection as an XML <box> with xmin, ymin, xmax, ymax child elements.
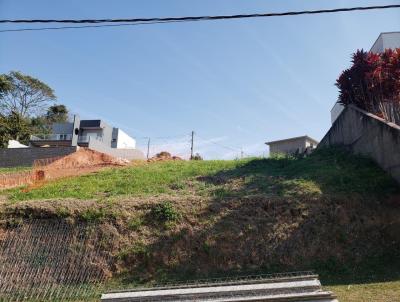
<box><xmin>0</xmin><ymin>147</ymin><xmax>400</xmax><ymax>301</ymax></box>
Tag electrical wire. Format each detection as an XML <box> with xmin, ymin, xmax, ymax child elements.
<box><xmin>0</xmin><ymin>20</ymin><xmax>187</xmax><ymax>33</ymax></box>
<box><xmin>136</xmin><ymin>133</ymin><xmax>190</xmax><ymax>140</ymax></box>
<box><xmin>0</xmin><ymin>4</ymin><xmax>399</xmax><ymax>33</ymax></box>
<box><xmin>196</xmin><ymin>135</ymin><xmax>241</xmax><ymax>152</ymax></box>
<box><xmin>2</xmin><ymin>4</ymin><xmax>399</xmax><ymax>23</ymax></box>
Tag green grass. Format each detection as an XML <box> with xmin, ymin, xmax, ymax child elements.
<box><xmin>5</xmin><ymin>147</ymin><xmax>398</xmax><ymax>201</ymax></box>
<box><xmin>0</xmin><ymin>166</ymin><xmax>31</xmax><ymax>174</ymax></box>
<box><xmin>7</xmin><ymin>160</ymin><xmax>240</xmax><ymax>200</ymax></box>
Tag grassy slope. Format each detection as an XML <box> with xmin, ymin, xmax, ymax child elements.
<box><xmin>7</xmin><ymin>147</ymin><xmax>397</xmax><ymax>201</ymax></box>
<box><xmin>2</xmin><ymin>148</ymin><xmax>400</xmax><ymax>302</ymax></box>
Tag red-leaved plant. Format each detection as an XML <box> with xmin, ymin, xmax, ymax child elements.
<box><xmin>336</xmin><ymin>48</ymin><xmax>400</xmax><ymax>124</ymax></box>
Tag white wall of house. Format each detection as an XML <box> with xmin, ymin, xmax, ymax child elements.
<box><xmin>268</xmin><ymin>137</ymin><xmax>318</xmax><ymax>155</ymax></box>
<box><xmin>114</xmin><ymin>129</ymin><xmax>136</xmax><ymax>149</ymax></box>
<box><xmin>80</xmin><ymin>130</ymin><xmax>104</xmax><ymax>143</ymax></box>
<box><xmin>370</xmin><ymin>32</ymin><xmax>400</xmax><ymax>53</ymax></box>
<box><xmin>269</xmin><ymin>138</ymin><xmax>307</xmax><ymax>155</ymax></box>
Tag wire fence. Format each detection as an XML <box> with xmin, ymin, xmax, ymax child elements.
<box><xmin>0</xmin><ymin>219</ymin><xmax>111</xmax><ymax>301</ymax></box>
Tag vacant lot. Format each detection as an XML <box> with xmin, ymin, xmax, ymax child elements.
<box><xmin>5</xmin><ymin>147</ymin><xmax>397</xmax><ymax>201</ymax></box>
<box><xmin>1</xmin><ymin>148</ymin><xmax>399</xmax><ymax>301</ymax></box>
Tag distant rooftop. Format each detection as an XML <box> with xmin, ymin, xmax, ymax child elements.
<box><xmin>265</xmin><ymin>135</ymin><xmax>319</xmax><ymax>146</ymax></box>
<box><xmin>370</xmin><ymin>32</ymin><xmax>400</xmax><ymax>53</ymax></box>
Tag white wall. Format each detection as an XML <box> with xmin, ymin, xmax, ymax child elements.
<box><xmin>370</xmin><ymin>32</ymin><xmax>400</xmax><ymax>53</ymax></box>
<box><xmin>8</xmin><ymin>140</ymin><xmax>28</xmax><ymax>148</ymax></box>
<box><xmin>269</xmin><ymin>138</ymin><xmax>307</xmax><ymax>155</ymax></box>
<box><xmin>115</xmin><ymin>129</ymin><xmax>136</xmax><ymax>149</ymax></box>
<box><xmin>81</xmin><ymin>130</ymin><xmax>104</xmax><ymax>142</ymax></box>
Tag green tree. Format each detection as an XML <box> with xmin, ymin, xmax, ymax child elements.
<box><xmin>0</xmin><ymin>74</ymin><xmax>12</xmax><ymax>99</ymax></box>
<box><xmin>46</xmin><ymin>104</ymin><xmax>69</xmax><ymax>123</ymax></box>
<box><xmin>0</xmin><ymin>112</ymin><xmax>31</xmax><ymax>147</ymax></box>
<box><xmin>0</xmin><ymin>71</ymin><xmax>56</xmax><ymax>117</ymax></box>
<box><xmin>29</xmin><ymin>104</ymin><xmax>69</xmax><ymax>135</ymax></box>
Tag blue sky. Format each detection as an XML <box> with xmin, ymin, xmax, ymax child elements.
<box><xmin>1</xmin><ymin>0</ymin><xmax>399</xmax><ymax>159</ymax></box>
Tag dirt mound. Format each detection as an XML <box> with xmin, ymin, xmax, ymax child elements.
<box><xmin>148</xmin><ymin>151</ymin><xmax>183</xmax><ymax>162</ymax></box>
<box><xmin>45</xmin><ymin>148</ymin><xmax>128</xmax><ymax>169</ymax></box>
<box><xmin>0</xmin><ymin>149</ymin><xmax>129</xmax><ymax>190</ymax></box>
<box><xmin>26</xmin><ymin>148</ymin><xmax>128</xmax><ymax>187</ymax></box>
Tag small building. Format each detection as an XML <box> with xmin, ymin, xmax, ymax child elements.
<box><xmin>266</xmin><ymin>135</ymin><xmax>319</xmax><ymax>156</ymax></box>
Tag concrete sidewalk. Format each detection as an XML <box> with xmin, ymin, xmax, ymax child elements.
<box><xmin>101</xmin><ymin>273</ymin><xmax>338</xmax><ymax>302</ymax></box>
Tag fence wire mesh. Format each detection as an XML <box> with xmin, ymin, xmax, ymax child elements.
<box><xmin>0</xmin><ymin>219</ymin><xmax>110</xmax><ymax>301</ymax></box>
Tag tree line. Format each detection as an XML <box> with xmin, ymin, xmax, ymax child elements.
<box><xmin>0</xmin><ymin>71</ymin><xmax>69</xmax><ymax>147</ymax></box>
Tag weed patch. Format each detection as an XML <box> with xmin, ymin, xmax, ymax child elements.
<box><xmin>151</xmin><ymin>201</ymin><xmax>180</xmax><ymax>223</ymax></box>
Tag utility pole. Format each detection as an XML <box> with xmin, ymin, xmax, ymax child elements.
<box><xmin>146</xmin><ymin>137</ymin><xmax>151</xmax><ymax>159</ymax></box>
<box><xmin>190</xmin><ymin>131</ymin><xmax>194</xmax><ymax>160</ymax></box>
<box><xmin>241</xmin><ymin>148</ymin><xmax>244</xmax><ymax>159</ymax></box>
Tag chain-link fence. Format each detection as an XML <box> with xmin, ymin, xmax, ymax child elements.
<box><xmin>0</xmin><ymin>220</ymin><xmax>111</xmax><ymax>301</ymax></box>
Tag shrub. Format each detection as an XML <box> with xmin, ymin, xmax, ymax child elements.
<box><xmin>336</xmin><ymin>48</ymin><xmax>400</xmax><ymax>124</ymax></box>
<box><xmin>80</xmin><ymin>208</ymin><xmax>106</xmax><ymax>222</ymax></box>
<box><xmin>151</xmin><ymin>201</ymin><xmax>180</xmax><ymax>222</ymax></box>
<box><xmin>192</xmin><ymin>153</ymin><xmax>203</xmax><ymax>160</ymax></box>
<box><xmin>127</xmin><ymin>216</ymin><xmax>144</xmax><ymax>231</ymax></box>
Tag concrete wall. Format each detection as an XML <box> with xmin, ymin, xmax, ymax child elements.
<box><xmin>331</xmin><ymin>102</ymin><xmax>345</xmax><ymax>124</ymax></box>
<box><xmin>0</xmin><ymin>147</ymin><xmax>78</xmax><ymax>167</ymax></box>
<box><xmin>319</xmin><ymin>105</ymin><xmax>400</xmax><ymax>182</ymax></box>
<box><xmin>100</xmin><ymin>121</ymin><xmax>113</xmax><ymax>148</ymax></box>
<box><xmin>88</xmin><ymin>138</ymin><xmax>145</xmax><ymax>161</ymax></box>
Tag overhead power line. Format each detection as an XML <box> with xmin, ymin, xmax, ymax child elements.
<box><xmin>0</xmin><ymin>4</ymin><xmax>399</xmax><ymax>33</ymax></box>
<box><xmin>1</xmin><ymin>4</ymin><xmax>399</xmax><ymax>24</ymax></box>
<box><xmin>196</xmin><ymin>135</ymin><xmax>241</xmax><ymax>153</ymax></box>
<box><xmin>0</xmin><ymin>21</ymin><xmax>184</xmax><ymax>33</ymax></box>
